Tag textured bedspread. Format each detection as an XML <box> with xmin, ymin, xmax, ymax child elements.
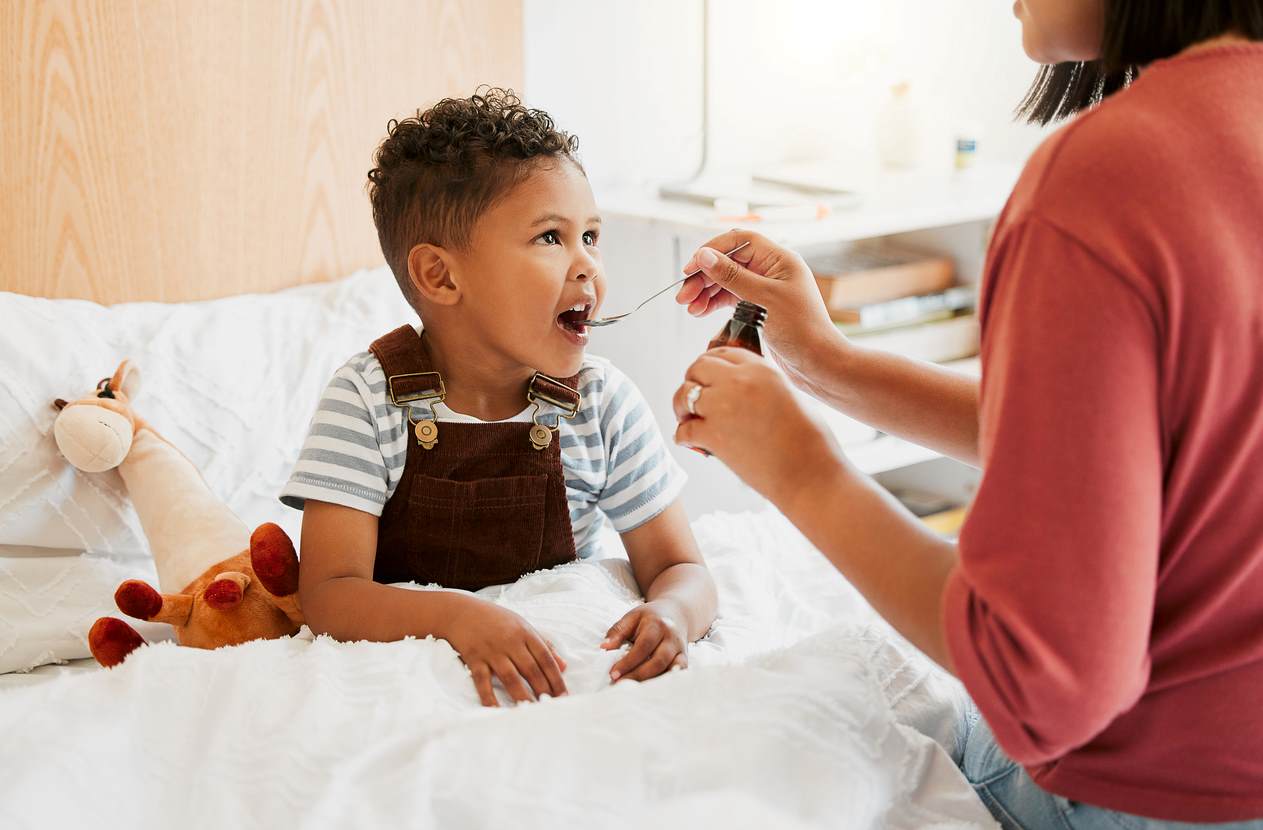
<box><xmin>0</xmin><ymin>511</ymin><xmax>993</xmax><ymax>829</ymax></box>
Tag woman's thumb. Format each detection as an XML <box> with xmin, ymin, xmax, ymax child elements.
<box><xmin>697</xmin><ymin>247</ymin><xmax>762</xmax><ymax>302</ymax></box>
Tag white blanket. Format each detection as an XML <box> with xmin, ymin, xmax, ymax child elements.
<box><xmin>0</xmin><ymin>511</ymin><xmax>993</xmax><ymax>829</ymax></box>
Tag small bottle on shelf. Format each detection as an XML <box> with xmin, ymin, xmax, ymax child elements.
<box><xmin>708</xmin><ymin>300</ymin><xmax>767</xmax><ymax>355</ymax></box>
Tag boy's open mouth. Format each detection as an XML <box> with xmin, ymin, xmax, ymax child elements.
<box><xmin>557</xmin><ymin>302</ymin><xmax>592</xmax><ymax>335</ymax></box>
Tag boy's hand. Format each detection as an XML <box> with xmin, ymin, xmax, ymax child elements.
<box><xmin>445</xmin><ymin>600</ymin><xmax>567</xmax><ymax>706</ymax></box>
<box><xmin>602</xmin><ymin>601</ymin><xmax>688</xmax><ymax>683</ymax></box>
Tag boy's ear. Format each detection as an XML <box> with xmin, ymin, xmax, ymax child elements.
<box><xmin>407</xmin><ymin>244</ymin><xmax>461</xmax><ymax>306</ymax></box>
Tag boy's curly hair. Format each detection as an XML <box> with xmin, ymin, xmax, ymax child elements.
<box><xmin>367</xmin><ymin>88</ymin><xmax>580</xmax><ymax>303</ymax></box>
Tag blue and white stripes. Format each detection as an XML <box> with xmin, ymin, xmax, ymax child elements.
<box><xmin>281</xmin><ymin>345</ymin><xmax>685</xmax><ymax>559</ymax></box>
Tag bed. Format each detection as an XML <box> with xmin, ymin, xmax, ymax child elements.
<box><xmin>0</xmin><ymin>2</ymin><xmax>995</xmax><ymax>827</ymax></box>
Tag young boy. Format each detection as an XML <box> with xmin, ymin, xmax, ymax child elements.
<box><xmin>280</xmin><ymin>89</ymin><xmax>717</xmax><ymax>706</ymax></box>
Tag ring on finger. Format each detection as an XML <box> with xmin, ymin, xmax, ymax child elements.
<box><xmin>685</xmin><ymin>383</ymin><xmax>704</xmax><ymax>416</ymax></box>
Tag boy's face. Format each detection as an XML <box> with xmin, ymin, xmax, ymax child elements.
<box><xmin>448</xmin><ymin>160</ymin><xmax>605</xmax><ymax>378</ymax></box>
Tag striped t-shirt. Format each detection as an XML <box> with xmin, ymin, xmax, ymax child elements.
<box><xmin>280</xmin><ymin>343</ymin><xmax>686</xmax><ymax>559</ymax></box>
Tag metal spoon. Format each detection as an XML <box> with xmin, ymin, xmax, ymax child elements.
<box><xmin>582</xmin><ymin>241</ymin><xmax>751</xmax><ymax>327</ymax></box>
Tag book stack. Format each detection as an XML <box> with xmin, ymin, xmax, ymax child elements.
<box><xmin>810</xmin><ymin>246</ymin><xmax>979</xmax><ymax>364</ymax></box>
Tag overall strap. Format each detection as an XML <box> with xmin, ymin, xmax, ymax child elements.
<box><xmin>528</xmin><ymin>373</ymin><xmax>581</xmax><ymax>418</ymax></box>
<box><xmin>368</xmin><ymin>325</ymin><xmax>444</xmax><ymax>406</ymax></box>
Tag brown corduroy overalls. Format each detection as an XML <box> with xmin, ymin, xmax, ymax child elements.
<box><xmin>368</xmin><ymin>325</ymin><xmax>581</xmax><ymax>591</ymax></box>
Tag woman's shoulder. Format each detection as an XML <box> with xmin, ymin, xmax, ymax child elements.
<box><xmin>1005</xmin><ymin>56</ymin><xmax>1238</xmax><ymax>235</ymax></box>
<box><xmin>1008</xmin><ymin>102</ymin><xmax>1159</xmax><ymax>224</ymax></box>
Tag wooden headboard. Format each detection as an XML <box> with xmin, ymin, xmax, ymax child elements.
<box><xmin>0</xmin><ymin>0</ymin><xmax>523</xmax><ymax>304</ymax></box>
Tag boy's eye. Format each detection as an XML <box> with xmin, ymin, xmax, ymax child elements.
<box><xmin>539</xmin><ymin>230</ymin><xmax>560</xmax><ymax>245</ymax></box>
<box><xmin>583</xmin><ymin>230</ymin><xmax>598</xmax><ymax>246</ymax></box>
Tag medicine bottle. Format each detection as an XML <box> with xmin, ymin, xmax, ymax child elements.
<box><xmin>708</xmin><ymin>301</ymin><xmax>766</xmax><ymax>355</ymax></box>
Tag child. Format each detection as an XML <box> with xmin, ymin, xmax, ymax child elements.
<box><xmin>281</xmin><ymin>89</ymin><xmax>717</xmax><ymax>707</ymax></box>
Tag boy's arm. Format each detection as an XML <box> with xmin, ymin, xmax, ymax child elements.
<box><xmin>603</xmin><ymin>501</ymin><xmax>718</xmax><ymax>682</ymax></box>
<box><xmin>299</xmin><ymin>500</ymin><xmax>567</xmax><ymax>704</ymax></box>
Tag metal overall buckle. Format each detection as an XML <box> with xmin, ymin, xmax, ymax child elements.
<box><xmin>526</xmin><ymin>373</ymin><xmax>581</xmax><ymax>451</ymax></box>
<box><xmin>387</xmin><ymin>371</ymin><xmax>445</xmax><ymax>450</ymax></box>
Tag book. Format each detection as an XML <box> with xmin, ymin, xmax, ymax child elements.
<box><xmin>849</xmin><ymin>314</ymin><xmax>980</xmax><ymax>364</ymax></box>
<box><xmin>922</xmin><ymin>507</ymin><xmax>968</xmax><ymax>537</ymax></box>
<box><xmin>812</xmin><ymin>246</ymin><xmax>956</xmax><ymax>310</ymax></box>
<box><xmin>834</xmin><ymin>284</ymin><xmax>976</xmax><ymax>332</ymax></box>
<box><xmin>892</xmin><ymin>488</ymin><xmax>960</xmax><ymax>518</ymax></box>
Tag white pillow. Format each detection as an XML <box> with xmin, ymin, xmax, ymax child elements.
<box><xmin>0</xmin><ymin>267</ymin><xmax>413</xmax><ymax>670</ymax></box>
<box><xmin>0</xmin><ymin>547</ymin><xmax>172</xmax><ymax>673</ymax></box>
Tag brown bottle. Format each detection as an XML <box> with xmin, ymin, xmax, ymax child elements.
<box><xmin>708</xmin><ymin>300</ymin><xmax>767</xmax><ymax>354</ymax></box>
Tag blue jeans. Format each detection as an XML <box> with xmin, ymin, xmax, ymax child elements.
<box><xmin>952</xmin><ymin>703</ymin><xmax>1263</xmax><ymax>830</ymax></box>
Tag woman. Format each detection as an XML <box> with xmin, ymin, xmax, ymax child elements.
<box><xmin>672</xmin><ymin>2</ymin><xmax>1263</xmax><ymax>827</ymax></box>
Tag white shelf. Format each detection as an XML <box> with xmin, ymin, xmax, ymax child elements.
<box><xmin>848</xmin><ymin>435</ymin><xmax>942</xmax><ymax>476</ymax></box>
<box><xmin>600</xmin><ymin>170</ymin><xmax>997</xmax><ymax>491</ymax></box>
<box><xmin>830</xmin><ymin>356</ymin><xmax>980</xmax><ymax>476</ymax></box>
<box><xmin>601</xmin><ymin>163</ymin><xmax>1020</xmax><ymax>248</ymax></box>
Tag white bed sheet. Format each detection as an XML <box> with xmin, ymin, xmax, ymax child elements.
<box><xmin>0</xmin><ymin>510</ymin><xmax>992</xmax><ymax>829</ymax></box>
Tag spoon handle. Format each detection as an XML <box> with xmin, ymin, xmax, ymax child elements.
<box><xmin>584</xmin><ymin>240</ymin><xmax>750</xmax><ymax>327</ymax></box>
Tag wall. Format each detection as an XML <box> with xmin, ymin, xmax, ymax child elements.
<box><xmin>524</xmin><ymin>0</ymin><xmax>1051</xmax><ymax>193</ymax></box>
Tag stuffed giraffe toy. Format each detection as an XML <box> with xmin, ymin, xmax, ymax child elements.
<box><xmin>52</xmin><ymin>360</ymin><xmax>304</xmax><ymax>667</ymax></box>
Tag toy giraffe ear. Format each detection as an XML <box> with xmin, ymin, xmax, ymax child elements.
<box><xmin>110</xmin><ymin>360</ymin><xmax>142</xmax><ymax>400</ymax></box>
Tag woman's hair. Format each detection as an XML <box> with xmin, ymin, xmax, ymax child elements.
<box><xmin>1018</xmin><ymin>0</ymin><xmax>1263</xmax><ymax>125</ymax></box>
<box><xmin>367</xmin><ymin>87</ymin><xmax>579</xmax><ymax>298</ymax></box>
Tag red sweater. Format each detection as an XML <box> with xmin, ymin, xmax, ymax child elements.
<box><xmin>943</xmin><ymin>43</ymin><xmax>1263</xmax><ymax>822</ymax></box>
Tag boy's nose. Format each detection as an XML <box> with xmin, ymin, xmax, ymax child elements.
<box><xmin>571</xmin><ymin>248</ymin><xmax>600</xmax><ymax>282</ymax></box>
<box><xmin>570</xmin><ymin>259</ymin><xmax>598</xmax><ymax>282</ymax></box>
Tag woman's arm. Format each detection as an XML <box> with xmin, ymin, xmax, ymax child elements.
<box><xmin>602</xmin><ymin>501</ymin><xmax>718</xmax><ymax>682</ymax></box>
<box><xmin>779</xmin><ymin>452</ymin><xmax>958</xmax><ymax>670</ymax></box>
<box><xmin>676</xmin><ymin>230</ymin><xmax>981</xmax><ymax>466</ymax></box>
<box><xmin>672</xmin><ymin>349</ymin><xmax>957</xmax><ymax>669</ymax></box>
<box><xmin>795</xmin><ymin>334</ymin><xmax>981</xmax><ymax>468</ymax></box>
<box><xmin>675</xmin><ymin>216</ymin><xmax>1163</xmax><ymax>765</ymax></box>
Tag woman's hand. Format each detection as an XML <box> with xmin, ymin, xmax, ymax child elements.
<box><xmin>445</xmin><ymin>599</ymin><xmax>568</xmax><ymax>706</ymax></box>
<box><xmin>672</xmin><ymin>347</ymin><xmax>847</xmax><ymax>510</ymax></box>
<box><xmin>675</xmin><ymin>230</ymin><xmax>845</xmax><ymax>391</ymax></box>
<box><xmin>602</xmin><ymin>600</ymin><xmax>689</xmax><ymax>683</ymax></box>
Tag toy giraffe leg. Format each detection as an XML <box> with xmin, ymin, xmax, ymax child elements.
<box><xmin>88</xmin><ymin>581</ymin><xmax>195</xmax><ymax>668</ymax></box>
<box><xmin>250</xmin><ymin>523</ymin><xmax>304</xmax><ymax>628</ymax></box>
<box><xmin>88</xmin><ymin>618</ymin><xmax>146</xmax><ymax>668</ymax></box>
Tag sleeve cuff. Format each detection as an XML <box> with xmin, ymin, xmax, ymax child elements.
<box><xmin>608</xmin><ymin>467</ymin><xmax>687</xmax><ymax>533</ymax></box>
<box><xmin>943</xmin><ymin>566</ymin><xmax>1045</xmax><ymax>765</ymax></box>
<box><xmin>278</xmin><ymin>480</ymin><xmax>384</xmax><ymax>517</ymax></box>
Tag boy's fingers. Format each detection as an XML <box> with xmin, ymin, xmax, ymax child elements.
<box><xmin>670</xmin><ymin>653</ymin><xmax>688</xmax><ymax>672</ymax></box>
<box><xmin>526</xmin><ymin>638</ymin><xmax>568</xmax><ymax>697</ymax></box>
<box><xmin>546</xmin><ymin>640</ymin><xmax>568</xmax><ymax>673</ymax></box>
<box><xmin>470</xmin><ymin>663</ymin><xmax>499</xmax><ymax>708</ymax></box>
<box><xmin>624</xmin><ymin>642</ymin><xmax>681</xmax><ymax>683</ymax></box>
<box><xmin>610</xmin><ymin>622</ymin><xmax>664</xmax><ymax>682</ymax></box>
<box><xmin>602</xmin><ymin>609</ymin><xmax>641</xmax><ymax>649</ymax></box>
<box><xmin>492</xmin><ymin>658</ymin><xmax>535</xmax><ymax>704</ymax></box>
<box><xmin>511</xmin><ymin>650</ymin><xmax>551</xmax><ymax>700</ymax></box>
